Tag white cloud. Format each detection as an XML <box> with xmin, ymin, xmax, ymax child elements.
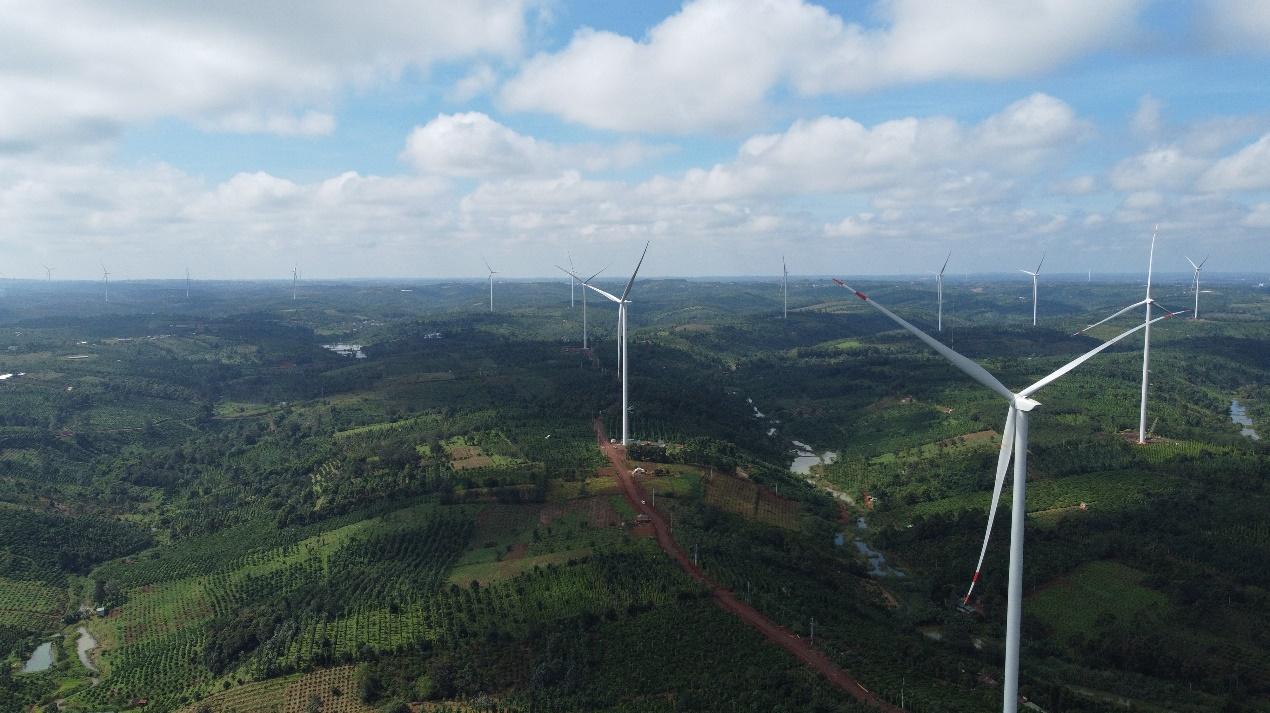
<box><xmin>448</xmin><ymin>64</ymin><xmax>499</xmax><ymax>103</ymax></box>
<box><xmin>1131</xmin><ymin>95</ymin><xmax>1164</xmax><ymax>139</ymax></box>
<box><xmin>1109</xmin><ymin>147</ymin><xmax>1209</xmax><ymax>191</ymax></box>
<box><xmin>1197</xmin><ymin>133</ymin><xmax>1270</xmax><ymax>191</ymax></box>
<box><xmin>1203</xmin><ymin>0</ymin><xmax>1270</xmax><ymax>51</ymax></box>
<box><xmin>0</xmin><ymin>1</ymin><xmax>528</xmax><ymax>147</ymax></box>
<box><xmin>197</xmin><ymin>111</ymin><xmax>337</xmax><ymax>137</ymax></box>
<box><xmin>501</xmin><ymin>0</ymin><xmax>1142</xmax><ymax>133</ymax></box>
<box><xmin>659</xmin><ymin>94</ymin><xmax>1083</xmax><ymax>200</ymax></box>
<box><xmin>400</xmin><ymin>113</ymin><xmax>668</xmax><ymax>177</ymax></box>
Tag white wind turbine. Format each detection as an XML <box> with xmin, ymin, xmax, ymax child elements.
<box><xmin>832</xmin><ymin>277</ymin><xmax>1182</xmax><ymax>713</ymax></box>
<box><xmin>291</xmin><ymin>266</ymin><xmax>299</xmax><ymax>301</ymax></box>
<box><xmin>185</xmin><ymin>267</ymin><xmax>190</xmax><ymax>299</ymax></box>
<box><xmin>561</xmin><ymin>242</ymin><xmax>649</xmax><ymax>445</ymax></box>
<box><xmin>782</xmin><ymin>255</ymin><xmax>789</xmax><ymax>320</ymax></box>
<box><xmin>482</xmin><ymin>257</ymin><xmax>497</xmax><ymax>312</ymax></box>
<box><xmin>1019</xmin><ymin>253</ymin><xmax>1045</xmax><ymax>326</ymax></box>
<box><xmin>1185</xmin><ymin>254</ymin><xmax>1209</xmax><ymax>320</ymax></box>
<box><xmin>1073</xmin><ymin>228</ymin><xmax>1170</xmax><ymax>445</ymax></box>
<box><xmin>101</xmin><ymin>264</ymin><xmax>110</xmax><ymax>303</ymax></box>
<box><xmin>934</xmin><ymin>251</ymin><xmax>951</xmax><ymax>332</ymax></box>
<box><xmin>43</xmin><ymin>265</ymin><xmax>52</xmax><ymax>282</ymax></box>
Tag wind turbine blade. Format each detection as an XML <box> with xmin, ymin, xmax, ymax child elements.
<box><xmin>620</xmin><ymin>241</ymin><xmax>650</xmax><ymax>302</ymax></box>
<box><xmin>482</xmin><ymin>256</ymin><xmax>494</xmax><ymax>274</ymax></box>
<box><xmin>1198</xmin><ymin>254</ymin><xmax>1209</xmax><ymax>269</ymax></box>
<box><xmin>557</xmin><ymin>267</ymin><xmax>623</xmax><ymax>303</ymax></box>
<box><xmin>1020</xmin><ymin>310</ymin><xmax>1184</xmax><ymax>398</ymax></box>
<box><xmin>940</xmin><ymin>251</ymin><xmax>951</xmax><ymax>276</ymax></box>
<box><xmin>1035</xmin><ymin>252</ymin><xmax>1045</xmax><ymax>274</ymax></box>
<box><xmin>1184</xmin><ymin>256</ymin><xmax>1198</xmax><ymax>271</ymax></box>
<box><xmin>1019</xmin><ymin>270</ymin><xmax>1036</xmax><ymax>277</ymax></box>
<box><xmin>964</xmin><ymin>406</ymin><xmax>1016</xmax><ymax>604</ymax></box>
<box><xmin>832</xmin><ymin>279</ymin><xmax>1014</xmax><ymax>402</ymax></box>
<box><xmin>1144</xmin><ymin>227</ymin><xmax>1156</xmax><ymax>297</ymax></box>
<box><xmin>586</xmin><ymin>265</ymin><xmax>609</xmax><ymax>283</ymax></box>
<box><xmin>1072</xmin><ymin>298</ymin><xmax>1151</xmax><ymax>335</ymax></box>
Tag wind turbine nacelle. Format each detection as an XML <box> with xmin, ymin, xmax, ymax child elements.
<box><xmin>1011</xmin><ymin>395</ymin><xmax>1041</xmax><ymax>412</ymax></box>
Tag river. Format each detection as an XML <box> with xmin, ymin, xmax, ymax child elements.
<box><xmin>1230</xmin><ymin>399</ymin><xmax>1261</xmax><ymax>440</ymax></box>
<box><xmin>21</xmin><ymin>641</ymin><xmax>54</xmax><ymax>673</ymax></box>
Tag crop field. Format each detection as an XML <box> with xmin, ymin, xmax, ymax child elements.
<box><xmin>703</xmin><ymin>471</ymin><xmax>800</xmax><ymax>530</ymax></box>
<box><xmin>1027</xmin><ymin>560</ymin><xmax>1171</xmax><ymax>644</ymax></box>
<box><xmin>0</xmin><ymin>576</ymin><xmax>65</xmax><ymax>628</ymax></box>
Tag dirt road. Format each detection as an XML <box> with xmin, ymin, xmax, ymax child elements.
<box><xmin>593</xmin><ymin>420</ymin><xmax>900</xmax><ymax>711</ymax></box>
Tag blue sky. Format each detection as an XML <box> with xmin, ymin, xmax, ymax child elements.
<box><xmin>1</xmin><ymin>0</ymin><xmax>1268</xmax><ymax>279</ymax></box>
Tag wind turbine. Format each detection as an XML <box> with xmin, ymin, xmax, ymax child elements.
<box><xmin>43</xmin><ymin>265</ymin><xmax>52</xmax><ymax>282</ymax></box>
<box><xmin>1185</xmin><ymin>254</ymin><xmax>1208</xmax><ymax>319</ymax></box>
<box><xmin>1074</xmin><ymin>228</ymin><xmax>1167</xmax><ymax>444</ymax></box>
<box><xmin>560</xmin><ymin>242</ymin><xmax>649</xmax><ymax>445</ymax></box>
<box><xmin>101</xmin><ymin>265</ymin><xmax>110</xmax><ymax>303</ymax></box>
<box><xmin>1019</xmin><ymin>253</ymin><xmax>1044</xmax><ymax>326</ymax></box>
<box><xmin>782</xmin><ymin>256</ymin><xmax>788</xmax><ymax>320</ymax></box>
<box><xmin>482</xmin><ymin>257</ymin><xmax>497</xmax><ymax>312</ymax></box>
<box><xmin>291</xmin><ymin>266</ymin><xmax>299</xmax><ymax>301</ymax></box>
<box><xmin>832</xmin><ymin>277</ymin><xmax>1181</xmax><ymax>713</ymax></box>
<box><xmin>934</xmin><ymin>251</ymin><xmax>951</xmax><ymax>332</ymax></box>
<box><xmin>185</xmin><ymin>267</ymin><xmax>191</xmax><ymax>299</ymax></box>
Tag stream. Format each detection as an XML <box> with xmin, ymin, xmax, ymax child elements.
<box><xmin>1230</xmin><ymin>399</ymin><xmax>1261</xmax><ymax>440</ymax></box>
<box><xmin>77</xmin><ymin>626</ymin><xmax>99</xmax><ymax>673</ymax></box>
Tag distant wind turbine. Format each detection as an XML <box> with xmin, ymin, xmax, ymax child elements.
<box><xmin>782</xmin><ymin>256</ymin><xmax>789</xmax><ymax>319</ymax></box>
<box><xmin>561</xmin><ymin>242</ymin><xmax>649</xmax><ymax>445</ymax></box>
<box><xmin>43</xmin><ymin>265</ymin><xmax>52</xmax><ymax>281</ymax></box>
<box><xmin>934</xmin><ymin>251</ymin><xmax>951</xmax><ymax>332</ymax></box>
<box><xmin>579</xmin><ymin>265</ymin><xmax>606</xmax><ymax>349</ymax></box>
<box><xmin>831</xmin><ymin>276</ymin><xmax>1181</xmax><ymax>713</ymax></box>
<box><xmin>1074</xmin><ymin>227</ymin><xmax>1169</xmax><ymax>444</ymax></box>
<box><xmin>291</xmin><ymin>266</ymin><xmax>299</xmax><ymax>301</ymax></box>
<box><xmin>1185</xmin><ymin>254</ymin><xmax>1209</xmax><ymax>319</ymax></box>
<box><xmin>101</xmin><ymin>264</ymin><xmax>110</xmax><ymax>303</ymax></box>
<box><xmin>1019</xmin><ymin>253</ymin><xmax>1044</xmax><ymax>326</ymax></box>
<box><xmin>482</xmin><ymin>257</ymin><xmax>497</xmax><ymax>312</ymax></box>
<box><xmin>185</xmin><ymin>267</ymin><xmax>191</xmax><ymax>299</ymax></box>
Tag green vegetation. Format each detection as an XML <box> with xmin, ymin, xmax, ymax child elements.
<box><xmin>0</xmin><ymin>276</ymin><xmax>1264</xmax><ymax>712</ymax></box>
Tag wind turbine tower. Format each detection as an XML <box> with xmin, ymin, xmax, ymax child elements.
<box><xmin>1185</xmin><ymin>255</ymin><xmax>1208</xmax><ymax>319</ymax></box>
<box><xmin>832</xmin><ymin>277</ymin><xmax>1180</xmax><ymax>713</ymax></box>
<box><xmin>782</xmin><ymin>256</ymin><xmax>788</xmax><ymax>319</ymax></box>
<box><xmin>291</xmin><ymin>266</ymin><xmax>299</xmax><ymax>301</ymax></box>
<box><xmin>102</xmin><ymin>265</ymin><xmax>110</xmax><ymax>303</ymax></box>
<box><xmin>935</xmin><ymin>251</ymin><xmax>950</xmax><ymax>332</ymax></box>
<box><xmin>1019</xmin><ymin>253</ymin><xmax>1044</xmax><ymax>326</ymax></box>
<box><xmin>43</xmin><ymin>265</ymin><xmax>52</xmax><ymax>282</ymax></box>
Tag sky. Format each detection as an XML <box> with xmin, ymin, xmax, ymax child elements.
<box><xmin>1</xmin><ymin>0</ymin><xmax>1269</xmax><ymax>280</ymax></box>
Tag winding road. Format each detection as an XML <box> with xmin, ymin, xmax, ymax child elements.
<box><xmin>593</xmin><ymin>420</ymin><xmax>900</xmax><ymax>711</ymax></box>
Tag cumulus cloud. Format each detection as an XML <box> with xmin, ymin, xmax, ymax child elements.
<box><xmin>1197</xmin><ymin>133</ymin><xmax>1270</xmax><ymax>191</ymax></box>
<box><xmin>501</xmin><ymin>0</ymin><xmax>1142</xmax><ymax>133</ymax></box>
<box><xmin>400</xmin><ymin>113</ymin><xmax>668</xmax><ymax>177</ymax></box>
<box><xmin>0</xmin><ymin>1</ymin><xmax>528</xmax><ymax>147</ymax></box>
<box><xmin>656</xmin><ymin>94</ymin><xmax>1084</xmax><ymax>200</ymax></box>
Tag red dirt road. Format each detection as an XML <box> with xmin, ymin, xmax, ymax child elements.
<box><xmin>594</xmin><ymin>420</ymin><xmax>900</xmax><ymax>711</ymax></box>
